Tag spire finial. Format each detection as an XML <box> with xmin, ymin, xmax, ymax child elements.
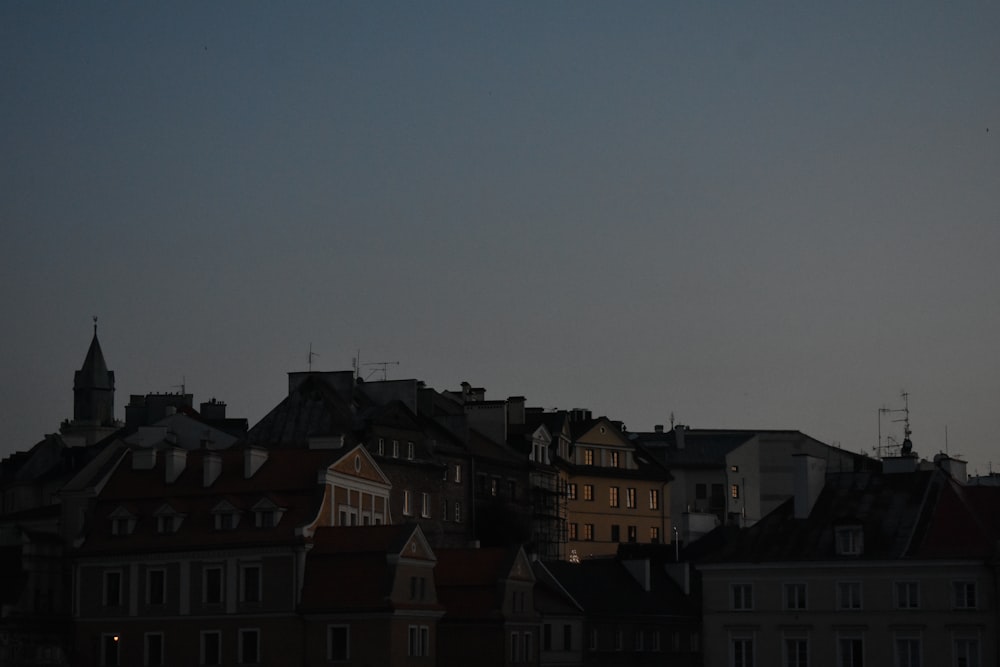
<box><xmin>93</xmin><ymin>316</ymin><xmax>98</xmax><ymax>335</ymax></box>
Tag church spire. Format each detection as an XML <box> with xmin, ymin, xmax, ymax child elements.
<box><xmin>73</xmin><ymin>318</ymin><xmax>115</xmax><ymax>424</ymax></box>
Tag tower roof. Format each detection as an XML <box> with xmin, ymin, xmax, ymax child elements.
<box><xmin>75</xmin><ymin>323</ymin><xmax>113</xmax><ymax>390</ymax></box>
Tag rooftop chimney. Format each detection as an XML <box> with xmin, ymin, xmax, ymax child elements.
<box><xmin>793</xmin><ymin>454</ymin><xmax>826</xmax><ymax>519</ymax></box>
<box><xmin>132</xmin><ymin>448</ymin><xmax>157</xmax><ymax>470</ymax></box>
<box><xmin>204</xmin><ymin>452</ymin><xmax>222</xmax><ymax>487</ymax></box>
<box><xmin>674</xmin><ymin>424</ymin><xmax>686</xmax><ymax>450</ymax></box>
<box><xmin>164</xmin><ymin>448</ymin><xmax>187</xmax><ymax>484</ymax></box>
<box><xmin>244</xmin><ymin>446</ymin><xmax>268</xmax><ymax>478</ymax></box>
<box><xmin>654</xmin><ymin>424</ymin><xmax>664</xmax><ymax>433</ymax></box>
<box><xmin>934</xmin><ymin>453</ymin><xmax>968</xmax><ymax>484</ymax></box>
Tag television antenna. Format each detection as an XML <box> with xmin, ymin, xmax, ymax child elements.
<box><xmin>876</xmin><ymin>390</ymin><xmax>911</xmax><ymax>458</ymax></box>
<box><xmin>307</xmin><ymin>343</ymin><xmax>319</xmax><ymax>371</ymax></box>
<box><xmin>351</xmin><ymin>350</ymin><xmax>399</xmax><ymax>381</ymax></box>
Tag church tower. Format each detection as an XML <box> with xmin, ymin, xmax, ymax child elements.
<box><xmin>61</xmin><ymin>318</ymin><xmax>120</xmax><ymax>445</ymax></box>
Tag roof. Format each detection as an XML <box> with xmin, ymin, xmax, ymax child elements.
<box><xmin>75</xmin><ymin>330</ymin><xmax>113</xmax><ymax>390</ymax></box>
<box><xmin>435</xmin><ymin>546</ymin><xmax>532</xmax><ymax>619</ymax></box>
<box><xmin>246</xmin><ymin>374</ymin><xmax>360</xmax><ymax>447</ymax></box>
<box><xmin>77</xmin><ymin>447</ymin><xmax>341</xmax><ymax>555</ymax></box>
<box><xmin>630</xmin><ymin>429</ymin><xmax>755</xmax><ymax>468</ymax></box>
<box><xmin>542</xmin><ymin>558</ymin><xmax>696</xmax><ymax>619</ymax></box>
<box><xmin>700</xmin><ymin>468</ymin><xmax>995</xmax><ymax>564</ymax></box>
<box><xmin>301</xmin><ymin>524</ymin><xmax>441</xmax><ymax>613</ymax></box>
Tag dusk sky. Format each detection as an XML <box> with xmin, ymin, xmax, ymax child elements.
<box><xmin>2</xmin><ymin>4</ymin><xmax>998</xmax><ymax>470</ymax></box>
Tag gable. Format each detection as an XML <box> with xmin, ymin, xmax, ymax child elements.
<box><xmin>329</xmin><ymin>445</ymin><xmax>391</xmax><ymax>486</ymax></box>
<box><xmin>507</xmin><ymin>548</ymin><xmax>535</xmax><ymax>583</ymax></box>
<box><xmin>398</xmin><ymin>526</ymin><xmax>436</xmax><ymax>562</ymax></box>
<box><xmin>576</xmin><ymin>420</ymin><xmax>631</xmax><ymax>448</ymax></box>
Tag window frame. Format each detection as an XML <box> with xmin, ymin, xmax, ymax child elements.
<box><xmin>953</xmin><ymin>581</ymin><xmax>977</xmax><ymax>610</ymax></box>
<box><xmin>146</xmin><ymin>568</ymin><xmax>166</xmax><ymax>606</ymax></box>
<box><xmin>238</xmin><ymin>628</ymin><xmax>260</xmax><ymax>665</ymax></box>
<box><xmin>200</xmin><ymin>630</ymin><xmax>222</xmax><ymax>666</ymax></box>
<box><xmin>144</xmin><ymin>632</ymin><xmax>164</xmax><ymax>667</ymax></box>
<box><xmin>203</xmin><ymin>565</ymin><xmax>224</xmax><ymax>605</ymax></box>
<box><xmin>784</xmin><ymin>582</ymin><xmax>807</xmax><ymax>611</ymax></box>
<box><xmin>894</xmin><ymin>581</ymin><xmax>920</xmax><ymax>610</ymax></box>
<box><xmin>327</xmin><ymin>625</ymin><xmax>349</xmax><ymax>662</ymax></box>
<box><xmin>731</xmin><ymin>583</ymin><xmax>754</xmax><ymax>611</ymax></box>
<box><xmin>103</xmin><ymin>570</ymin><xmax>123</xmax><ymax>607</ymax></box>
<box><xmin>609</xmin><ymin>486</ymin><xmax>620</xmax><ymax>508</ymax></box>
<box><xmin>240</xmin><ymin>563</ymin><xmax>262</xmax><ymax>604</ymax></box>
<box><xmin>837</xmin><ymin>581</ymin><xmax>863</xmax><ymax>610</ymax></box>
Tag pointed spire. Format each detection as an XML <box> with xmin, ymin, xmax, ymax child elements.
<box><xmin>73</xmin><ymin>318</ymin><xmax>116</xmax><ymax>425</ymax></box>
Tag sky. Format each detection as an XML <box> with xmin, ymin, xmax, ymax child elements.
<box><xmin>2</xmin><ymin>3</ymin><xmax>998</xmax><ymax>471</ymax></box>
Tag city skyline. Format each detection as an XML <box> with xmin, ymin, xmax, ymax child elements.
<box><xmin>2</xmin><ymin>3</ymin><xmax>998</xmax><ymax>470</ymax></box>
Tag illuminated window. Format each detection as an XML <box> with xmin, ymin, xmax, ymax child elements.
<box><xmin>626</xmin><ymin>488</ymin><xmax>636</xmax><ymax>508</ymax></box>
<box><xmin>568</xmin><ymin>483</ymin><xmax>577</xmax><ymax>500</ymax></box>
<box><xmin>584</xmin><ymin>449</ymin><xmax>594</xmax><ymax>465</ymax></box>
<box><xmin>583</xmin><ymin>484</ymin><xmax>594</xmax><ymax>501</ymax></box>
<box><xmin>731</xmin><ymin>484</ymin><xmax>740</xmax><ymax>499</ymax></box>
<box><xmin>609</xmin><ymin>487</ymin><xmax>620</xmax><ymax>508</ymax></box>
<box><xmin>609</xmin><ymin>451</ymin><xmax>620</xmax><ymax>467</ymax></box>
<box><xmin>583</xmin><ymin>523</ymin><xmax>594</xmax><ymax>541</ymax></box>
<box><xmin>649</xmin><ymin>489</ymin><xmax>660</xmax><ymax>510</ymax></box>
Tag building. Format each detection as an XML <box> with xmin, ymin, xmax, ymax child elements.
<box><xmin>698</xmin><ymin>452</ymin><xmax>997</xmax><ymax>667</ymax></box>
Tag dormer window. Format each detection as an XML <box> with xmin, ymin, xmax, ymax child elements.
<box><xmin>109</xmin><ymin>507</ymin><xmax>136</xmax><ymax>536</ymax></box>
<box><xmin>835</xmin><ymin>525</ymin><xmax>864</xmax><ymax>556</ymax></box>
<box><xmin>153</xmin><ymin>504</ymin><xmax>185</xmax><ymax>534</ymax></box>
<box><xmin>211</xmin><ymin>500</ymin><xmax>240</xmax><ymax>531</ymax></box>
<box><xmin>407</xmin><ymin>442</ymin><xmax>415</xmax><ymax>460</ymax></box>
<box><xmin>252</xmin><ymin>499</ymin><xmax>284</xmax><ymax>528</ymax></box>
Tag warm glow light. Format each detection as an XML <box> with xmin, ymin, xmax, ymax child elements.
<box><xmin>112</xmin><ymin>636</ymin><xmax>119</xmax><ymax>642</ymax></box>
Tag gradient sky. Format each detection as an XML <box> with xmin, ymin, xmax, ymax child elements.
<box><xmin>2</xmin><ymin>3</ymin><xmax>998</xmax><ymax>471</ymax></box>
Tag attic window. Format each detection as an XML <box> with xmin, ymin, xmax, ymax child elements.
<box><xmin>154</xmin><ymin>505</ymin><xmax>185</xmax><ymax>534</ymax></box>
<box><xmin>211</xmin><ymin>501</ymin><xmax>240</xmax><ymax>531</ymax></box>
<box><xmin>252</xmin><ymin>499</ymin><xmax>285</xmax><ymax>528</ymax></box>
<box><xmin>109</xmin><ymin>508</ymin><xmax>136</xmax><ymax>536</ymax></box>
<box><xmin>835</xmin><ymin>526</ymin><xmax>864</xmax><ymax>556</ymax></box>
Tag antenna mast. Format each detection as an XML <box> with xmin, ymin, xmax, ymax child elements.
<box><xmin>876</xmin><ymin>390</ymin><xmax>910</xmax><ymax>458</ymax></box>
<box><xmin>308</xmin><ymin>343</ymin><xmax>319</xmax><ymax>372</ymax></box>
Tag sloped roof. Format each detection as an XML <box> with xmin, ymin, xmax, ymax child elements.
<box><xmin>75</xmin><ymin>331</ymin><xmax>113</xmax><ymax>390</ymax></box>
<box><xmin>435</xmin><ymin>546</ymin><xmax>529</xmax><ymax>619</ymax></box>
<box><xmin>913</xmin><ymin>479</ymin><xmax>1000</xmax><ymax>559</ymax></box>
<box><xmin>77</xmin><ymin>447</ymin><xmax>341</xmax><ymax>555</ymax></box>
<box><xmin>246</xmin><ymin>374</ymin><xmax>359</xmax><ymax>447</ymax></box>
<box><xmin>301</xmin><ymin>524</ymin><xmax>441</xmax><ymax>613</ymax></box>
<box><xmin>542</xmin><ymin>558</ymin><xmax>695</xmax><ymax>619</ymax></box>
<box><xmin>701</xmin><ymin>469</ymin><xmax>948</xmax><ymax>563</ymax></box>
<box><xmin>630</xmin><ymin>429</ymin><xmax>757</xmax><ymax>468</ymax></box>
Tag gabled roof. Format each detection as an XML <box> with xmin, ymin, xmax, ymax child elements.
<box><xmin>435</xmin><ymin>546</ymin><xmax>533</xmax><ymax>619</ymax></box>
<box><xmin>300</xmin><ymin>524</ymin><xmax>440</xmax><ymax>613</ymax></box>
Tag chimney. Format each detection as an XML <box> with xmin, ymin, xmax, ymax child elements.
<box><xmin>793</xmin><ymin>454</ymin><xmax>826</xmax><ymax>519</ymax></box>
<box><xmin>200</xmin><ymin>399</ymin><xmax>227</xmax><ymax>421</ymax></box>
<box><xmin>164</xmin><ymin>448</ymin><xmax>187</xmax><ymax>484</ymax></box>
<box><xmin>204</xmin><ymin>452</ymin><xmax>222</xmax><ymax>487</ymax></box>
<box><xmin>934</xmin><ymin>453</ymin><xmax>968</xmax><ymax>484</ymax></box>
<box><xmin>507</xmin><ymin>396</ymin><xmax>526</xmax><ymax>427</ymax></box>
<box><xmin>132</xmin><ymin>448</ymin><xmax>157</xmax><ymax>470</ymax></box>
<box><xmin>244</xmin><ymin>446</ymin><xmax>268</xmax><ymax>478</ymax></box>
<box><xmin>654</xmin><ymin>424</ymin><xmax>664</xmax><ymax>433</ymax></box>
<box><xmin>674</xmin><ymin>424</ymin><xmax>686</xmax><ymax>450</ymax></box>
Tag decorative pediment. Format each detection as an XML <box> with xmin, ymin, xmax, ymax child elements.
<box><xmin>108</xmin><ymin>505</ymin><xmax>136</xmax><ymax>536</ymax></box>
<box><xmin>328</xmin><ymin>445</ymin><xmax>392</xmax><ymax>486</ymax></box>
<box><xmin>508</xmin><ymin>547</ymin><xmax>535</xmax><ymax>583</ymax></box>
<box><xmin>397</xmin><ymin>525</ymin><xmax>436</xmax><ymax>562</ymax></box>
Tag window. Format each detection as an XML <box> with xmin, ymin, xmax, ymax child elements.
<box><xmin>147</xmin><ymin>569</ymin><xmax>165</xmax><ymax>605</ymax></box>
<box><xmin>731</xmin><ymin>484</ymin><xmax>740</xmax><ymax>499</ymax></box>
<box><xmin>200</xmin><ymin>630</ymin><xmax>221</xmax><ymax>666</ymax></box>
<box><xmin>392</xmin><ymin>440</ymin><xmax>399</xmax><ymax>458</ymax></box>
<box><xmin>563</xmin><ymin>625</ymin><xmax>572</xmax><ymax>650</ymax></box>
<box><xmin>614</xmin><ymin>629</ymin><xmax>623</xmax><ymax>651</ymax></box>
<box><xmin>838</xmin><ymin>582</ymin><xmax>862</xmax><ymax>610</ymax></box>
<box><xmin>408</xmin><ymin>625</ymin><xmax>429</xmax><ymax>657</ymax></box>
<box><xmin>627</xmin><ymin>525</ymin><xmax>637</xmax><ymax>542</ymax></box>
<box><xmin>403</xmin><ymin>490</ymin><xmax>413</xmax><ymax>516</ymax></box>
<box><xmin>203</xmin><ymin>566</ymin><xmax>224</xmax><ymax>605</ymax></box>
<box><xmin>583</xmin><ymin>484</ymin><xmax>594</xmax><ymax>501</ymax></box>
<box><xmin>111</xmin><ymin>515</ymin><xmax>134</xmax><ymax>536</ymax></box>
<box><xmin>532</xmin><ymin>440</ymin><xmax>548</xmax><ymax>464</ymax></box>
<box><xmin>635</xmin><ymin>630</ymin><xmax>644</xmax><ymax>651</ymax></box>
<box><xmin>240</xmin><ymin>564</ymin><xmax>261</xmax><ymax>603</ymax></box>
<box><xmin>894</xmin><ymin>635</ymin><xmax>921</xmax><ymax>667</ymax></box>
<box><xmin>732</xmin><ymin>635</ymin><xmax>754</xmax><ymax>667</ymax></box>
<box><xmin>238</xmin><ymin>629</ymin><xmax>259</xmax><ymax>665</ymax></box>
<box><xmin>953</xmin><ymin>581</ymin><xmax>977</xmax><ymax>609</ymax></box>
<box><xmin>711</xmin><ymin>483</ymin><xmax>725</xmax><ymax>507</ymax></box>
<box><xmin>144</xmin><ymin>632</ymin><xmax>164</xmax><ymax>666</ymax></box>
<box><xmin>454</xmin><ymin>501</ymin><xmax>462</xmax><ymax>523</ymax></box>
<box><xmin>895</xmin><ymin>581</ymin><xmax>920</xmax><ymax>609</ymax></box>
<box><xmin>511</xmin><ymin>632</ymin><xmax>520</xmax><ymax>662</ymax></box>
<box><xmin>409</xmin><ymin>576</ymin><xmax>427</xmax><ymax>601</ymax></box>
<box><xmin>507</xmin><ymin>480</ymin><xmax>517</xmax><ymax>499</ymax></box>
<box><xmin>609</xmin><ymin>451</ymin><xmax>620</xmax><ymax>467</ymax></box>
<box><xmin>835</xmin><ymin>526</ymin><xmax>864</xmax><ymax>556</ymax></box>
<box><xmin>407</xmin><ymin>441</ymin><xmax>415</xmax><ymax>460</ymax></box>
<box><xmin>954</xmin><ymin>636</ymin><xmax>980</xmax><ymax>667</ymax></box>
<box><xmin>609</xmin><ymin>487</ymin><xmax>620</xmax><ymax>508</ymax></box>
<box><xmin>490</xmin><ymin>478</ymin><xmax>499</xmax><ymax>497</ymax></box>
<box><xmin>454</xmin><ymin>463</ymin><xmax>462</xmax><ymax>483</ymax></box>
<box><xmin>256</xmin><ymin>508</ymin><xmax>279</xmax><ymax>528</ymax></box>
<box><xmin>611</xmin><ymin>525</ymin><xmax>620</xmax><ymax>542</ymax></box>
<box><xmin>543</xmin><ymin>624</ymin><xmax>552</xmax><ymax>651</ymax></box>
<box><xmin>654</xmin><ymin>631</ymin><xmax>662</xmax><ymax>651</ymax></box>
<box><xmin>732</xmin><ymin>583</ymin><xmax>753</xmax><ymax>610</ymax></box>
<box><xmin>568</xmin><ymin>483</ymin><xmax>577</xmax><ymax>500</ymax></box>
<box><xmin>215</xmin><ymin>511</ymin><xmax>238</xmax><ymax>530</ymax></box>
<box><xmin>421</xmin><ymin>492</ymin><xmax>430</xmax><ymax>518</ymax></box>
<box><xmin>584</xmin><ymin>449</ymin><xmax>594</xmax><ymax>465</ymax></box>
<box><xmin>328</xmin><ymin>626</ymin><xmax>349</xmax><ymax>661</ymax></box>
<box><xmin>568</xmin><ymin>523</ymin><xmax>578</xmax><ymax>540</ymax></box>
<box><xmin>583</xmin><ymin>523</ymin><xmax>594</xmax><ymax>541</ymax></box>
<box><xmin>785</xmin><ymin>637</ymin><xmax>808</xmax><ymax>667</ymax></box>
<box><xmin>838</xmin><ymin>634</ymin><xmax>864</xmax><ymax>667</ymax></box>
<box><xmin>103</xmin><ymin>571</ymin><xmax>122</xmax><ymax>607</ymax></box>
<box><xmin>589</xmin><ymin>629</ymin><xmax>598</xmax><ymax>651</ymax></box>
<box><xmin>784</xmin><ymin>583</ymin><xmax>807</xmax><ymax>610</ymax></box>
<box><xmin>101</xmin><ymin>634</ymin><xmax>120</xmax><ymax>667</ymax></box>
<box><xmin>696</xmin><ymin>483</ymin><xmax>707</xmax><ymax>499</ymax></box>
<box><xmin>626</xmin><ymin>487</ymin><xmax>636</xmax><ymax>508</ymax></box>
<box><xmin>524</xmin><ymin>632</ymin><xmax>533</xmax><ymax>662</ymax></box>
<box><xmin>650</xmin><ymin>526</ymin><xmax>660</xmax><ymax>543</ymax></box>
<box><xmin>649</xmin><ymin>488</ymin><xmax>660</xmax><ymax>510</ymax></box>
<box><xmin>377</xmin><ymin>438</ymin><xmax>385</xmax><ymax>455</ymax></box>
<box><xmin>156</xmin><ymin>514</ymin><xmax>178</xmax><ymax>534</ymax></box>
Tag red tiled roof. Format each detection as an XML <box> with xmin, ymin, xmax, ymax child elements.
<box><xmin>78</xmin><ymin>448</ymin><xmax>340</xmax><ymax>555</ymax></box>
